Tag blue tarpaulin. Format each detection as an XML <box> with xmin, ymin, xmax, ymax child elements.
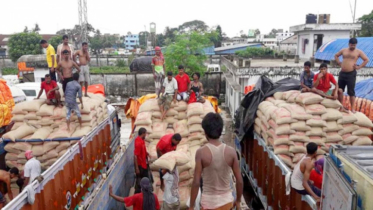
<box><xmin>351</xmin><ymin>78</ymin><xmax>373</xmax><ymax>100</ymax></box>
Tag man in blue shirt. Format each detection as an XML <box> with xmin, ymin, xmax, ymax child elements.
<box><xmin>300</xmin><ymin>61</ymin><xmax>314</xmax><ymax>92</ymax></box>
<box><xmin>65</xmin><ymin>73</ymin><xmax>83</xmax><ymax>131</ymax></box>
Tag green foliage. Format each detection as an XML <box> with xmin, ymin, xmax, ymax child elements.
<box><xmin>48</xmin><ymin>35</ymin><xmax>62</xmax><ymax>51</ymax></box>
<box><xmin>358</xmin><ymin>10</ymin><xmax>373</xmax><ymax>37</ymax></box>
<box><xmin>90</xmin><ymin>66</ymin><xmax>130</xmax><ymax>74</ymax></box>
<box><xmin>8</xmin><ymin>32</ymin><xmax>42</xmax><ymax>62</ymax></box>
<box><xmin>128</xmin><ymin>54</ymin><xmax>135</xmax><ymax>65</ymax></box>
<box><xmin>178</xmin><ymin>20</ymin><xmax>208</xmax><ymax>33</ymax></box>
<box><xmin>235</xmin><ymin>47</ymin><xmax>274</xmax><ymax>58</ymax></box>
<box><xmin>211</xmin><ymin>25</ymin><xmax>223</xmax><ymax>47</ymax></box>
<box><xmin>89</xmin><ymin>32</ymin><xmax>118</xmax><ymax>55</ymax></box>
<box><xmin>1</xmin><ymin>67</ymin><xmax>18</xmax><ymax>75</ymax></box>
<box><xmin>164</xmin><ymin>31</ymin><xmax>214</xmax><ymax>76</ymax></box>
<box><xmin>115</xmin><ymin>59</ymin><xmax>127</xmax><ymax>67</ymax></box>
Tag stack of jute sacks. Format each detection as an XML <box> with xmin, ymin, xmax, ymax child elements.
<box><xmin>254</xmin><ymin>90</ymin><xmax>373</xmax><ymax>169</ymax></box>
<box><xmin>134</xmin><ymin>99</ymin><xmax>215</xmax><ymax>209</ymax></box>
<box><xmin>2</xmin><ymin>93</ymin><xmax>108</xmax><ymax>170</ymax></box>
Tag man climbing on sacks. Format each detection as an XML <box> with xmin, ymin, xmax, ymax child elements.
<box><xmin>175</xmin><ymin>65</ymin><xmax>190</xmax><ymax>102</ymax></box>
<box><xmin>65</xmin><ymin>73</ymin><xmax>83</xmax><ymax>131</ymax></box>
<box><xmin>23</xmin><ymin>150</ymin><xmax>41</xmax><ymax>186</ymax></box>
<box><xmin>334</xmin><ymin>38</ymin><xmax>369</xmax><ymax>113</ymax></box>
<box><xmin>189</xmin><ymin>113</ymin><xmax>243</xmax><ymax>210</ymax></box>
<box><xmin>57</xmin><ymin>50</ymin><xmax>81</xmax><ymax>94</ymax></box>
<box><xmin>0</xmin><ymin>167</ymin><xmax>21</xmax><ymax>207</ymax></box>
<box><xmin>158</xmin><ymin>71</ymin><xmax>178</xmax><ymax>120</ymax></box>
<box><xmin>35</xmin><ymin>74</ymin><xmax>62</xmax><ymax>107</ymax></box>
<box><xmin>134</xmin><ymin>128</ymin><xmax>150</xmax><ymax>193</ymax></box>
<box><xmin>74</xmin><ymin>42</ymin><xmax>91</xmax><ymax>97</ymax></box>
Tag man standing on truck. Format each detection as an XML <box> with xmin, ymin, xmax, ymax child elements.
<box><xmin>156</xmin><ymin>133</ymin><xmax>182</xmax><ymax>190</ymax></box>
<box><xmin>300</xmin><ymin>61</ymin><xmax>314</xmax><ymax>92</ymax></box>
<box><xmin>334</xmin><ymin>38</ymin><xmax>369</xmax><ymax>113</ymax></box>
<box><xmin>109</xmin><ymin>177</ymin><xmax>160</xmax><ymax>210</ymax></box>
<box><xmin>134</xmin><ymin>128</ymin><xmax>150</xmax><ymax>193</ymax></box>
<box><xmin>23</xmin><ymin>150</ymin><xmax>41</xmax><ymax>186</ymax></box>
<box><xmin>35</xmin><ymin>74</ymin><xmax>62</xmax><ymax>106</ymax></box>
<box><xmin>152</xmin><ymin>46</ymin><xmax>166</xmax><ymax>97</ymax></box>
<box><xmin>40</xmin><ymin>40</ymin><xmax>58</xmax><ymax>81</ymax></box>
<box><xmin>189</xmin><ymin>113</ymin><xmax>243</xmax><ymax>210</ymax></box>
<box><xmin>312</xmin><ymin>63</ymin><xmax>346</xmax><ymax>111</ymax></box>
<box><xmin>65</xmin><ymin>73</ymin><xmax>83</xmax><ymax>131</ymax></box>
<box><xmin>158</xmin><ymin>71</ymin><xmax>178</xmax><ymax>120</ymax></box>
<box><xmin>0</xmin><ymin>167</ymin><xmax>20</xmax><ymax>206</ymax></box>
<box><xmin>291</xmin><ymin>142</ymin><xmax>321</xmax><ymax>202</ymax></box>
<box><xmin>74</xmin><ymin>42</ymin><xmax>91</xmax><ymax>97</ymax></box>
<box><xmin>57</xmin><ymin>50</ymin><xmax>81</xmax><ymax>94</ymax></box>
<box><xmin>175</xmin><ymin>65</ymin><xmax>190</xmax><ymax>102</ymax></box>
<box><xmin>57</xmin><ymin>35</ymin><xmax>75</xmax><ymax>64</ymax></box>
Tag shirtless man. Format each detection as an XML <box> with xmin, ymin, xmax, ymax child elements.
<box><xmin>0</xmin><ymin>167</ymin><xmax>20</xmax><ymax>207</ymax></box>
<box><xmin>57</xmin><ymin>35</ymin><xmax>74</xmax><ymax>64</ymax></box>
<box><xmin>189</xmin><ymin>113</ymin><xmax>243</xmax><ymax>210</ymax></box>
<box><xmin>74</xmin><ymin>42</ymin><xmax>91</xmax><ymax>97</ymax></box>
<box><xmin>291</xmin><ymin>142</ymin><xmax>321</xmax><ymax>202</ymax></box>
<box><xmin>57</xmin><ymin>50</ymin><xmax>81</xmax><ymax>94</ymax></box>
<box><xmin>335</xmin><ymin>38</ymin><xmax>369</xmax><ymax>113</ymax></box>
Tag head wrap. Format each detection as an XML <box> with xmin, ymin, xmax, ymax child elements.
<box><xmin>154</xmin><ymin>46</ymin><xmax>164</xmax><ymax>60</ymax></box>
<box><xmin>314</xmin><ymin>158</ymin><xmax>324</xmax><ymax>174</ymax></box>
<box><xmin>25</xmin><ymin>150</ymin><xmax>33</xmax><ymax>160</ymax></box>
<box><xmin>141</xmin><ymin>177</ymin><xmax>156</xmax><ymax>210</ymax></box>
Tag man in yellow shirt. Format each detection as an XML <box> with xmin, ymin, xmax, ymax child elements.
<box><xmin>40</xmin><ymin>40</ymin><xmax>58</xmax><ymax>81</ymax></box>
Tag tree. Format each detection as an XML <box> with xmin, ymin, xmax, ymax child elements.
<box><xmin>156</xmin><ymin>33</ymin><xmax>165</xmax><ymax>46</ymax></box>
<box><xmin>89</xmin><ymin>33</ymin><xmax>117</xmax><ymax>55</ymax></box>
<box><xmin>33</xmin><ymin>24</ymin><xmax>41</xmax><ymax>33</ymax></box>
<box><xmin>23</xmin><ymin>26</ymin><xmax>28</xmax><ymax>33</ymax></box>
<box><xmin>56</xmin><ymin>23</ymin><xmax>95</xmax><ymax>48</ymax></box>
<box><xmin>358</xmin><ymin>10</ymin><xmax>373</xmax><ymax>37</ymax></box>
<box><xmin>178</xmin><ymin>20</ymin><xmax>208</xmax><ymax>33</ymax></box>
<box><xmin>214</xmin><ymin>25</ymin><xmax>223</xmax><ymax>47</ymax></box>
<box><xmin>48</xmin><ymin>35</ymin><xmax>63</xmax><ymax>51</ymax></box>
<box><xmin>164</xmin><ymin>31</ymin><xmax>214</xmax><ymax>76</ymax></box>
<box><xmin>255</xmin><ymin>29</ymin><xmax>261</xmax><ymax>36</ymax></box>
<box><xmin>8</xmin><ymin>32</ymin><xmax>42</xmax><ymax>62</ymax></box>
<box><xmin>266</xmin><ymin>28</ymin><xmax>278</xmax><ymax>38</ymax></box>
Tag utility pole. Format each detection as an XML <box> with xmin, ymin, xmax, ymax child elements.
<box><xmin>78</xmin><ymin>0</ymin><xmax>88</xmax><ymax>46</ymax></box>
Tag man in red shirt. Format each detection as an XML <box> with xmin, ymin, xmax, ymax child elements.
<box><xmin>134</xmin><ymin>128</ymin><xmax>150</xmax><ymax>193</ymax></box>
<box><xmin>175</xmin><ymin>65</ymin><xmax>190</xmax><ymax>102</ymax></box>
<box><xmin>109</xmin><ymin>177</ymin><xmax>160</xmax><ymax>210</ymax></box>
<box><xmin>312</xmin><ymin>63</ymin><xmax>345</xmax><ymax>110</ymax></box>
<box><xmin>35</xmin><ymin>74</ymin><xmax>61</xmax><ymax>106</ymax></box>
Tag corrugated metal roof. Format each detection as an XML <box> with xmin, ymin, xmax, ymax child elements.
<box><xmin>146</xmin><ymin>46</ymin><xmax>215</xmax><ymax>56</ymax></box>
<box><xmin>315</xmin><ymin>37</ymin><xmax>373</xmax><ymax>67</ymax></box>
<box><xmin>214</xmin><ymin>43</ymin><xmax>263</xmax><ymax>52</ymax></box>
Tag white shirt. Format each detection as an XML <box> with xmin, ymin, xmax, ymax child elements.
<box><xmin>24</xmin><ymin>158</ymin><xmax>41</xmax><ymax>184</ymax></box>
<box><xmin>163</xmin><ymin>78</ymin><xmax>178</xmax><ymax>94</ymax></box>
<box><xmin>163</xmin><ymin>171</ymin><xmax>179</xmax><ymax>204</ymax></box>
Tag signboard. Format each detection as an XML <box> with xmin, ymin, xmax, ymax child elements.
<box><xmin>248</xmin><ymin>29</ymin><xmax>255</xmax><ymax>37</ymax></box>
<box><xmin>321</xmin><ymin>157</ymin><xmax>357</xmax><ymax>210</ymax></box>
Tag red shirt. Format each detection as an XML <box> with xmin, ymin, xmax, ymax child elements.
<box><xmin>124</xmin><ymin>193</ymin><xmax>160</xmax><ymax>210</ymax></box>
<box><xmin>134</xmin><ymin>136</ymin><xmax>147</xmax><ymax>169</ymax></box>
<box><xmin>309</xmin><ymin>169</ymin><xmax>323</xmax><ymax>189</ymax></box>
<box><xmin>175</xmin><ymin>73</ymin><xmax>190</xmax><ymax>93</ymax></box>
<box><xmin>156</xmin><ymin>134</ymin><xmax>177</xmax><ymax>155</ymax></box>
<box><xmin>41</xmin><ymin>80</ymin><xmax>57</xmax><ymax>99</ymax></box>
<box><xmin>313</xmin><ymin>73</ymin><xmax>336</xmax><ymax>93</ymax></box>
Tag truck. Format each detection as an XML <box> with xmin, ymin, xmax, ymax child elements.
<box><xmin>2</xmin><ymin>104</ymin><xmax>123</xmax><ymax>210</ymax></box>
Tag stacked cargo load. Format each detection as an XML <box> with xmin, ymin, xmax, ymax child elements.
<box><xmin>133</xmin><ymin>99</ymin><xmax>215</xmax><ymax>209</ymax></box>
<box><xmin>2</xmin><ymin>93</ymin><xmax>108</xmax><ymax>170</ymax></box>
<box><xmin>255</xmin><ymin>90</ymin><xmax>373</xmax><ymax>168</ymax></box>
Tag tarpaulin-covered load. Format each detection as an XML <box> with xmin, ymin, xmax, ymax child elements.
<box><xmin>2</xmin><ymin>93</ymin><xmax>108</xmax><ymax>170</ymax></box>
<box><xmin>0</xmin><ymin>79</ymin><xmax>15</xmax><ymax>127</ymax></box>
<box><xmin>130</xmin><ymin>56</ymin><xmax>153</xmax><ymax>72</ymax></box>
<box><xmin>255</xmin><ymin>90</ymin><xmax>373</xmax><ymax>169</ymax></box>
<box><xmin>134</xmin><ymin>99</ymin><xmax>215</xmax><ymax>208</ymax></box>
<box><xmin>236</xmin><ymin>76</ymin><xmax>301</xmax><ymax>141</ymax></box>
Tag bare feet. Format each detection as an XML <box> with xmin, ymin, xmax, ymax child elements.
<box><xmin>84</xmin><ymin>94</ymin><xmax>88</xmax><ymax>97</ymax></box>
<box><xmin>340</xmin><ymin>107</ymin><xmax>349</xmax><ymax>113</ymax></box>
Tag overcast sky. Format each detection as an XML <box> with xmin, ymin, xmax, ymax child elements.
<box><xmin>1</xmin><ymin>0</ymin><xmax>373</xmax><ymax>37</ymax></box>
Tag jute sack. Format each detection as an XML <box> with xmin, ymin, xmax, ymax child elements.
<box><xmin>134</xmin><ymin>112</ymin><xmax>152</xmax><ymax>126</ymax></box>
<box><xmin>306</xmin><ymin>127</ymin><xmax>326</xmax><ymax>137</ymax></box>
<box><xmin>187</xmin><ymin>103</ymin><xmax>204</xmax><ymax>118</ymax></box>
<box><xmin>354</xmin><ymin>112</ymin><xmax>373</xmax><ymax>128</ymax></box>
<box><xmin>166</xmin><ymin>109</ymin><xmax>178</xmax><ymax>117</ymax></box>
<box><xmin>56</xmin><ymin>142</ymin><xmax>70</xmax><ymax>153</ymax></box>
<box><xmin>323</xmin><ymin>121</ymin><xmax>343</xmax><ymax>132</ymax></box>
<box><xmin>265</xmin><ymin>97</ymin><xmax>276</xmax><ymax>103</ymax></box>
<box><xmin>274</xmin><ymin>145</ymin><xmax>291</xmax><ymax>155</ymax></box>
<box><xmin>11</xmin><ymin>115</ymin><xmax>25</xmax><ymax>122</ymax></box>
<box><xmin>295</xmin><ymin>92</ymin><xmax>323</xmax><ymax>105</ymax></box>
<box><xmin>338</xmin><ymin>112</ymin><xmax>357</xmax><ymax>124</ymax></box>
<box><xmin>31</xmin><ymin>127</ymin><xmax>53</xmax><ymax>140</ymax></box>
<box><xmin>5</xmin><ymin>153</ymin><xmax>18</xmax><ymax>161</ymax></box>
<box><xmin>321</xmin><ymin>98</ymin><xmax>342</xmax><ymax>109</ymax></box>
<box><xmin>174</xmin><ymin>120</ymin><xmax>189</xmax><ymax>137</ymax></box>
<box><xmin>188</xmin><ymin>132</ymin><xmax>204</xmax><ymax>141</ymax></box>
<box><xmin>322</xmin><ymin>109</ymin><xmax>343</xmax><ymax>121</ymax></box>
<box><xmin>179</xmin><ymin>171</ymin><xmax>192</xmax><ymax>182</ymax></box>
<box><xmin>152</xmin><ymin>154</ymin><xmax>177</xmax><ymax>171</ymax></box>
<box><xmin>188</xmin><ymin>116</ymin><xmax>202</xmax><ymax>125</ymax></box>
<box><xmin>293</xmin><ymin>154</ymin><xmax>305</xmax><ymax>163</ymax></box>
<box><xmin>165</xmin><ymin>117</ymin><xmax>178</xmax><ymax>124</ymax></box>
<box><xmin>174</xmin><ymin>101</ymin><xmax>188</xmax><ymax>112</ymax></box>
<box><xmin>11</xmin><ymin>122</ymin><xmax>24</xmax><ymax>130</ymax></box>
<box><xmin>338</xmin><ymin>124</ymin><xmax>359</xmax><ymax>135</ymax></box>
<box><xmin>273</xmin><ymin>92</ymin><xmax>284</xmax><ymax>100</ymax></box>
<box><xmin>271</xmin><ymin>108</ymin><xmax>295</xmax><ymax>125</ymax></box>
<box><xmin>263</xmin><ymin>106</ymin><xmax>278</xmax><ymax>121</ymax></box>
<box><xmin>306</xmin><ymin>116</ymin><xmax>327</xmax><ymax>127</ymax></box>
<box><xmin>188</xmin><ymin>124</ymin><xmax>203</xmax><ymax>134</ymax></box>
<box><xmin>11</xmin><ymin>102</ymin><xmax>28</xmax><ymax>114</ymax></box>
<box><xmin>43</xmin><ymin>142</ymin><xmax>60</xmax><ymax>153</ymax></box>
<box><xmin>36</xmin><ymin>104</ymin><xmax>55</xmax><ymax>116</ymax></box>
<box><xmin>342</xmin><ymin>134</ymin><xmax>358</xmax><ymax>144</ymax></box>
<box><xmin>177</xmin><ymin>112</ymin><xmax>187</xmax><ymax>120</ymax></box>
<box><xmin>278</xmin><ymin>154</ymin><xmax>293</xmax><ymax>168</ymax></box>
<box><xmin>289</xmin><ymin>142</ymin><xmax>306</xmax><ymax>154</ymax></box>
<box><xmin>22</xmin><ymin>100</ymin><xmax>45</xmax><ymax>112</ymax></box>
<box><xmin>275</xmin><ymin>124</ymin><xmax>294</xmax><ymax>135</ymax></box>
<box><xmin>283</xmin><ymin>90</ymin><xmax>300</xmax><ymax>101</ymax></box>
<box><xmin>3</xmin><ymin>124</ymin><xmax>35</xmax><ymax>141</ymax></box>
<box><xmin>291</xmin><ymin>121</ymin><xmax>311</xmax><ymax>132</ymax></box>
<box><xmin>258</xmin><ymin>101</ymin><xmax>275</xmax><ymax>112</ymax></box>
<box><xmin>305</xmin><ymin>104</ymin><xmax>327</xmax><ymax>115</ymax></box>
<box><xmin>165</xmin><ymin>128</ymin><xmax>174</xmax><ymax>135</ymax></box>
<box><xmin>273</xmin><ymin>100</ymin><xmax>287</xmax><ymax>106</ymax></box>
<box><xmin>177</xmin><ymin>162</ymin><xmax>192</xmax><ymax>174</ymax></box>
<box><xmin>51</xmin><ymin>107</ymin><xmax>67</xmax><ymax>119</ymax></box>
<box><xmin>352</xmin><ymin>137</ymin><xmax>372</xmax><ymax>146</ymax></box>
<box><xmin>71</xmin><ymin>126</ymin><xmax>92</xmax><ymax>137</ymax></box>
<box><xmin>287</xmin><ymin>91</ymin><xmax>301</xmax><ymax>103</ymax></box>
<box><xmin>139</xmin><ymin>99</ymin><xmax>160</xmax><ymax>113</ymax></box>
<box><xmin>290</xmin><ymin>132</ymin><xmax>310</xmax><ymax>143</ymax></box>
<box><xmin>12</xmin><ymin>142</ymin><xmax>32</xmax><ymax>152</ymax></box>
<box><xmin>152</xmin><ymin>111</ymin><xmax>162</xmax><ymax>119</ymax></box>
<box><xmin>4</xmin><ymin>143</ymin><xmax>19</xmax><ymax>153</ymax></box>
<box><xmin>24</xmin><ymin>112</ymin><xmax>41</xmax><ymax>120</ymax></box>
<box><xmin>268</xmin><ymin>119</ymin><xmax>278</xmax><ymax>129</ymax></box>
<box><xmin>32</xmin><ymin>145</ymin><xmax>44</xmax><ymax>156</ymax></box>
<box><xmin>325</xmin><ymin>132</ymin><xmax>343</xmax><ymax>143</ymax></box>
<box><xmin>352</xmin><ymin>128</ymin><xmax>373</xmax><ymax>136</ymax></box>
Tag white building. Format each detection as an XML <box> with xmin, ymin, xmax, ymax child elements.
<box><xmin>290</xmin><ymin>23</ymin><xmax>361</xmax><ymax>59</ymax></box>
<box><xmin>276</xmin><ymin>31</ymin><xmax>294</xmax><ymax>42</ymax></box>
<box><xmin>247</xmin><ymin>35</ymin><xmax>277</xmax><ymax>49</ymax></box>
<box><xmin>278</xmin><ymin>35</ymin><xmax>297</xmax><ymax>54</ymax></box>
<box><xmin>222</xmin><ymin>37</ymin><xmax>246</xmax><ymax>47</ymax></box>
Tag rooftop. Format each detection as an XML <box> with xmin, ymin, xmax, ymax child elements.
<box><xmin>214</xmin><ymin>43</ymin><xmax>263</xmax><ymax>52</ymax></box>
<box><xmin>290</xmin><ymin>23</ymin><xmax>361</xmax><ymax>33</ymax></box>
<box><xmin>280</xmin><ymin>35</ymin><xmax>298</xmax><ymax>44</ymax></box>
